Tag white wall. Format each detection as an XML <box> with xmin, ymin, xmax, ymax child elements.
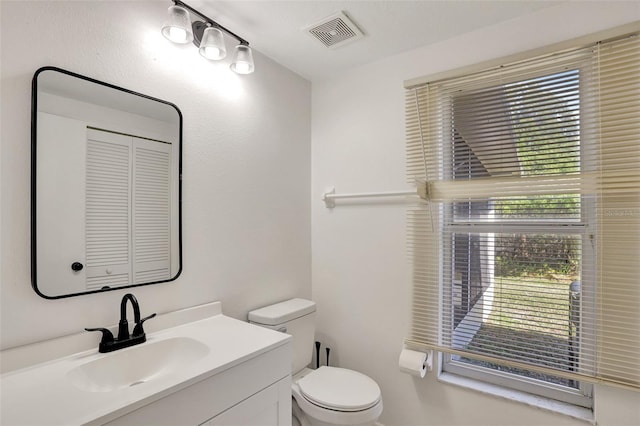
<box><xmin>0</xmin><ymin>1</ymin><xmax>311</xmax><ymax>349</ymax></box>
<box><xmin>311</xmin><ymin>2</ymin><xmax>640</xmax><ymax>426</ymax></box>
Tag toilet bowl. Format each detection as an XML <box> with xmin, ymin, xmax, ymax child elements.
<box><xmin>292</xmin><ymin>367</ymin><xmax>382</xmax><ymax>426</ymax></box>
<box><xmin>248</xmin><ymin>298</ymin><xmax>383</xmax><ymax>426</ymax></box>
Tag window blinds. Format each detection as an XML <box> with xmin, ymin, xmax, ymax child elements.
<box><xmin>405</xmin><ymin>30</ymin><xmax>640</xmax><ymax>390</ymax></box>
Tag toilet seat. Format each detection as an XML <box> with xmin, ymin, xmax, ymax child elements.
<box><xmin>292</xmin><ymin>385</ymin><xmax>383</xmax><ymax>426</ymax></box>
<box><xmin>297</xmin><ymin>367</ymin><xmax>381</xmax><ymax>412</ymax></box>
<box><xmin>291</xmin><ymin>367</ymin><xmax>382</xmax><ymax>425</ymax></box>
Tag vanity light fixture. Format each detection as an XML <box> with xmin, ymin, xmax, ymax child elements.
<box><xmin>199</xmin><ymin>26</ymin><xmax>226</xmax><ymax>60</ymax></box>
<box><xmin>161</xmin><ymin>0</ymin><xmax>254</xmax><ymax>74</ymax></box>
<box><xmin>161</xmin><ymin>4</ymin><xmax>193</xmax><ymax>44</ymax></box>
<box><xmin>230</xmin><ymin>44</ymin><xmax>255</xmax><ymax>74</ymax></box>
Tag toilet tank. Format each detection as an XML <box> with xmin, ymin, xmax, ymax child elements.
<box><xmin>248</xmin><ymin>298</ymin><xmax>316</xmax><ymax>375</ymax></box>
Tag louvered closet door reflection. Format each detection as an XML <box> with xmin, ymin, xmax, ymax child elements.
<box><xmin>85</xmin><ymin>129</ymin><xmax>131</xmax><ymax>290</ymax></box>
<box><xmin>132</xmin><ymin>137</ymin><xmax>172</xmax><ymax>284</ymax></box>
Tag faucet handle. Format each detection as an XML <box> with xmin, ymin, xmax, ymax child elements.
<box><xmin>85</xmin><ymin>327</ymin><xmax>115</xmax><ymax>352</ymax></box>
<box><xmin>132</xmin><ymin>313</ymin><xmax>156</xmax><ymax>337</ymax></box>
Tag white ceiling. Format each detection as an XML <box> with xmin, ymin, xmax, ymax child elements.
<box><xmin>190</xmin><ymin>0</ymin><xmax>563</xmax><ymax>82</ymax></box>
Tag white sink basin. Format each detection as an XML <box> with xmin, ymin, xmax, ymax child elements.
<box><xmin>66</xmin><ymin>337</ymin><xmax>209</xmax><ymax>392</ymax></box>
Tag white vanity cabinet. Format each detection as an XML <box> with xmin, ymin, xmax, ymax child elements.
<box><xmin>203</xmin><ymin>378</ymin><xmax>290</xmax><ymax>426</ymax></box>
<box><xmin>0</xmin><ymin>306</ymin><xmax>292</xmax><ymax>426</ymax></box>
<box><xmin>103</xmin><ymin>343</ymin><xmax>291</xmax><ymax>426</ymax></box>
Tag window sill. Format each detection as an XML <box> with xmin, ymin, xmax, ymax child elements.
<box><xmin>438</xmin><ymin>371</ymin><xmax>594</xmax><ymax>424</ymax></box>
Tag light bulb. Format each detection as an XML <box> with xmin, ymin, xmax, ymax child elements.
<box><xmin>203</xmin><ymin>46</ymin><xmax>221</xmax><ymax>58</ymax></box>
<box><xmin>168</xmin><ymin>27</ymin><xmax>188</xmax><ymax>43</ymax></box>
<box><xmin>233</xmin><ymin>62</ymin><xmax>251</xmax><ymax>74</ymax></box>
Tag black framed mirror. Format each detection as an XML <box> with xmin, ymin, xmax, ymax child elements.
<box><xmin>31</xmin><ymin>67</ymin><xmax>182</xmax><ymax>298</ymax></box>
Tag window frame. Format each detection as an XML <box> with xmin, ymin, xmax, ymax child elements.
<box><xmin>437</xmin><ymin>64</ymin><xmax>596</xmax><ymax>408</ymax></box>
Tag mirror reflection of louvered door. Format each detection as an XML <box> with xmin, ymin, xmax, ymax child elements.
<box><xmin>132</xmin><ymin>138</ymin><xmax>172</xmax><ymax>284</ymax></box>
<box><xmin>85</xmin><ymin>130</ymin><xmax>131</xmax><ymax>290</ymax></box>
<box><xmin>85</xmin><ymin>129</ymin><xmax>171</xmax><ymax>291</ymax></box>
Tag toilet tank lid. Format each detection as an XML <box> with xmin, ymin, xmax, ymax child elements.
<box><xmin>248</xmin><ymin>298</ymin><xmax>316</xmax><ymax>325</ymax></box>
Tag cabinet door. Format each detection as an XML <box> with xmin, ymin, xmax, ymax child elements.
<box><xmin>203</xmin><ymin>378</ymin><xmax>291</xmax><ymax>426</ymax></box>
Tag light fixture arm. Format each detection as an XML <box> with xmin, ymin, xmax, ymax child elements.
<box><xmin>173</xmin><ymin>0</ymin><xmax>249</xmax><ymax>46</ymax></box>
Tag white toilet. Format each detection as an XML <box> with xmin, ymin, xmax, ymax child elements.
<box><xmin>248</xmin><ymin>298</ymin><xmax>383</xmax><ymax>426</ymax></box>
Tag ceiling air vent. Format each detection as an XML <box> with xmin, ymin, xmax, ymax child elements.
<box><xmin>305</xmin><ymin>11</ymin><xmax>364</xmax><ymax>49</ymax></box>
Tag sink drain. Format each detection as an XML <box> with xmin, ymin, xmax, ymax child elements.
<box><xmin>129</xmin><ymin>380</ymin><xmax>145</xmax><ymax>387</ymax></box>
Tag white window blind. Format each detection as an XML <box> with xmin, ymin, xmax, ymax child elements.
<box><xmin>405</xmin><ymin>30</ymin><xmax>640</xmax><ymax>390</ymax></box>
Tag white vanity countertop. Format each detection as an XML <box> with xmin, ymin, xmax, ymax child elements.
<box><xmin>0</xmin><ymin>314</ymin><xmax>291</xmax><ymax>425</ymax></box>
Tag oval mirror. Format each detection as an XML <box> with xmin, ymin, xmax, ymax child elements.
<box><xmin>31</xmin><ymin>67</ymin><xmax>182</xmax><ymax>298</ymax></box>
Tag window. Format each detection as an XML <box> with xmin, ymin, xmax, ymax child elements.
<box><xmin>405</xmin><ymin>27</ymin><xmax>640</xmax><ymax>405</ymax></box>
<box><xmin>443</xmin><ymin>69</ymin><xmax>594</xmax><ymax>406</ymax></box>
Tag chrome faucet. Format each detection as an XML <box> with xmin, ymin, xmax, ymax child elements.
<box><xmin>85</xmin><ymin>293</ymin><xmax>156</xmax><ymax>353</ymax></box>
